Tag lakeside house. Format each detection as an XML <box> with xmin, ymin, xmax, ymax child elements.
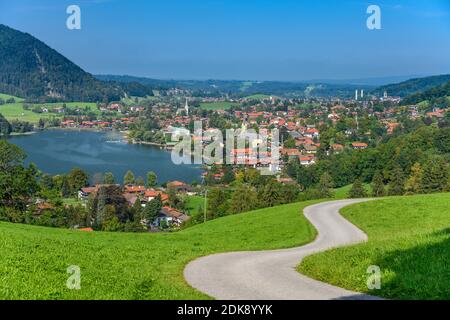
<box><xmin>151</xmin><ymin>206</ymin><xmax>191</xmax><ymax>228</ymax></box>
<box><xmin>351</xmin><ymin>142</ymin><xmax>368</xmax><ymax>150</ymax></box>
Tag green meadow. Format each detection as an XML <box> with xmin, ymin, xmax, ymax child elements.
<box><xmin>0</xmin><ymin>102</ymin><xmax>61</xmax><ymax>123</ymax></box>
<box><xmin>199</xmin><ymin>101</ymin><xmax>238</xmax><ymax>111</ymax></box>
<box><xmin>0</xmin><ymin>93</ymin><xmax>103</xmax><ymax>123</ymax></box>
<box><xmin>0</xmin><ymin>200</ymin><xmax>318</xmax><ymax>299</ymax></box>
<box><xmin>244</xmin><ymin>94</ymin><xmax>272</xmax><ymax>100</ymax></box>
<box><xmin>299</xmin><ymin>193</ymin><xmax>450</xmax><ymax>300</ymax></box>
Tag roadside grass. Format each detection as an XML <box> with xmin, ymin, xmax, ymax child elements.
<box><xmin>199</xmin><ymin>101</ymin><xmax>238</xmax><ymax>111</ymax></box>
<box><xmin>0</xmin><ymin>200</ymin><xmax>319</xmax><ymax>299</ymax></box>
<box><xmin>333</xmin><ymin>183</ymin><xmax>372</xmax><ymax>199</ymax></box>
<box><xmin>298</xmin><ymin>193</ymin><xmax>450</xmax><ymax>300</ymax></box>
<box><xmin>185</xmin><ymin>195</ymin><xmax>204</xmax><ymax>216</ymax></box>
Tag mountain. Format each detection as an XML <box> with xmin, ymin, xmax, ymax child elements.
<box><xmin>96</xmin><ymin>74</ymin><xmax>374</xmax><ymax>98</ymax></box>
<box><xmin>0</xmin><ymin>24</ymin><xmax>126</xmax><ymax>102</ymax></box>
<box><xmin>401</xmin><ymin>80</ymin><xmax>450</xmax><ymax>106</ymax></box>
<box><xmin>372</xmin><ymin>74</ymin><xmax>450</xmax><ymax>98</ymax></box>
<box><xmin>308</xmin><ymin>75</ymin><xmax>425</xmax><ymax>86</ymax></box>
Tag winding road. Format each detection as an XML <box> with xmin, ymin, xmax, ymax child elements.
<box><xmin>184</xmin><ymin>199</ymin><xmax>381</xmax><ymax>300</ymax></box>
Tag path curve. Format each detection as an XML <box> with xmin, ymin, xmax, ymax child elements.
<box><xmin>184</xmin><ymin>199</ymin><xmax>381</xmax><ymax>300</ymax></box>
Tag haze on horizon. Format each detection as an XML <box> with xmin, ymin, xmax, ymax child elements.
<box><xmin>0</xmin><ymin>0</ymin><xmax>449</xmax><ymax>81</ymax></box>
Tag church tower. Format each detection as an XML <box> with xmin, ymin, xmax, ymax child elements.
<box><xmin>184</xmin><ymin>98</ymin><xmax>189</xmax><ymax>115</ymax></box>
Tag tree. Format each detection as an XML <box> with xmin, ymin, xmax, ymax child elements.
<box><xmin>91</xmin><ymin>185</ymin><xmax>129</xmax><ymax>227</ymax></box>
<box><xmin>39</xmin><ymin>173</ymin><xmax>54</xmax><ymax>190</ymax></box>
<box><xmin>404</xmin><ymin>162</ymin><xmax>424</xmax><ymax>194</ymax></box>
<box><xmin>67</xmin><ymin>168</ymin><xmax>89</xmax><ymax>194</ymax></box>
<box><xmin>104</xmin><ymin>172</ymin><xmax>115</xmax><ymax>184</ymax></box>
<box><xmin>146</xmin><ymin>171</ymin><xmax>157</xmax><ymax>187</ymax></box>
<box><xmin>422</xmin><ymin>157</ymin><xmax>448</xmax><ymax>193</ymax></box>
<box><xmin>0</xmin><ymin>141</ymin><xmax>38</xmax><ymax>210</ymax></box>
<box><xmin>388</xmin><ymin>165</ymin><xmax>405</xmax><ymax>196</ymax></box>
<box><xmin>258</xmin><ymin>179</ymin><xmax>283</xmax><ymax>207</ymax></box>
<box><xmin>317</xmin><ymin>172</ymin><xmax>334</xmax><ymax>198</ymax></box>
<box><xmin>348</xmin><ymin>178</ymin><xmax>368</xmax><ymax>198</ymax></box>
<box><xmin>61</xmin><ymin>176</ymin><xmax>71</xmax><ymax>198</ymax></box>
<box><xmin>207</xmin><ymin>188</ymin><xmax>229</xmax><ymax>219</ymax></box>
<box><xmin>221</xmin><ymin>166</ymin><xmax>235</xmax><ymax>184</ymax></box>
<box><xmin>0</xmin><ymin>113</ymin><xmax>12</xmax><ymax>135</ymax></box>
<box><xmin>123</xmin><ymin>170</ymin><xmax>135</xmax><ymax>185</ymax></box>
<box><xmin>283</xmin><ymin>137</ymin><xmax>296</xmax><ymax>148</ymax></box>
<box><xmin>229</xmin><ymin>184</ymin><xmax>258</xmax><ymax>214</ymax></box>
<box><xmin>143</xmin><ymin>195</ymin><xmax>162</xmax><ymax>224</ymax></box>
<box><xmin>0</xmin><ymin>140</ymin><xmax>25</xmax><ymax>171</ymax></box>
<box><xmin>101</xmin><ymin>205</ymin><xmax>122</xmax><ymax>231</ymax></box>
<box><xmin>135</xmin><ymin>176</ymin><xmax>145</xmax><ymax>186</ymax></box>
<box><xmin>130</xmin><ymin>198</ymin><xmax>143</xmax><ymax>222</ymax></box>
<box><xmin>371</xmin><ymin>171</ymin><xmax>385</xmax><ymax>197</ymax></box>
<box><xmin>92</xmin><ymin>172</ymin><xmax>104</xmax><ymax>185</ymax></box>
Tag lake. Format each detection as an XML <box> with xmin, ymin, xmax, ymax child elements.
<box><xmin>8</xmin><ymin>130</ymin><xmax>203</xmax><ymax>184</ymax></box>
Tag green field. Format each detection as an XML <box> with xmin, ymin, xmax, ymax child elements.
<box><xmin>185</xmin><ymin>195</ymin><xmax>204</xmax><ymax>216</ymax></box>
<box><xmin>333</xmin><ymin>183</ymin><xmax>372</xmax><ymax>199</ymax></box>
<box><xmin>0</xmin><ymin>102</ymin><xmax>61</xmax><ymax>123</ymax></box>
<box><xmin>121</xmin><ymin>95</ymin><xmax>158</xmax><ymax>106</ymax></box>
<box><xmin>0</xmin><ymin>93</ymin><xmax>24</xmax><ymax>102</ymax></box>
<box><xmin>32</xmin><ymin>102</ymin><xmax>99</xmax><ymax>114</ymax></box>
<box><xmin>199</xmin><ymin>101</ymin><xmax>238</xmax><ymax>111</ymax></box>
<box><xmin>299</xmin><ymin>193</ymin><xmax>450</xmax><ymax>300</ymax></box>
<box><xmin>244</xmin><ymin>94</ymin><xmax>272</xmax><ymax>100</ymax></box>
<box><xmin>0</xmin><ymin>95</ymin><xmax>103</xmax><ymax>123</ymax></box>
<box><xmin>0</xmin><ymin>200</ymin><xmax>319</xmax><ymax>299</ymax></box>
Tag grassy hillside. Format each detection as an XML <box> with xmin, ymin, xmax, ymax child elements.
<box><xmin>0</xmin><ymin>101</ymin><xmax>61</xmax><ymax>123</ymax></box>
<box><xmin>0</xmin><ymin>93</ymin><xmax>23</xmax><ymax>101</ymax></box>
<box><xmin>0</xmin><ymin>200</ymin><xmax>318</xmax><ymax>299</ymax></box>
<box><xmin>333</xmin><ymin>184</ymin><xmax>371</xmax><ymax>199</ymax></box>
<box><xmin>199</xmin><ymin>101</ymin><xmax>238</xmax><ymax>110</ymax></box>
<box><xmin>299</xmin><ymin>193</ymin><xmax>450</xmax><ymax>299</ymax></box>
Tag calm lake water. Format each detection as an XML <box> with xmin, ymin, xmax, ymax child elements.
<box><xmin>8</xmin><ymin>130</ymin><xmax>203</xmax><ymax>184</ymax></box>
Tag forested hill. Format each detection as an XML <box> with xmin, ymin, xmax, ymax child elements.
<box><xmin>0</xmin><ymin>24</ymin><xmax>125</xmax><ymax>102</ymax></box>
<box><xmin>96</xmin><ymin>74</ymin><xmax>375</xmax><ymax>98</ymax></box>
<box><xmin>401</xmin><ymin>80</ymin><xmax>450</xmax><ymax>106</ymax></box>
<box><xmin>372</xmin><ymin>74</ymin><xmax>450</xmax><ymax>98</ymax></box>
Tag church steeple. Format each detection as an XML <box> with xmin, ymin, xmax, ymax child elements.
<box><xmin>184</xmin><ymin>98</ymin><xmax>189</xmax><ymax>115</ymax></box>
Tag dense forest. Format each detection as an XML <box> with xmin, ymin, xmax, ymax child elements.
<box><xmin>401</xmin><ymin>81</ymin><xmax>450</xmax><ymax>106</ymax></box>
<box><xmin>286</xmin><ymin>124</ymin><xmax>449</xmax><ymax>194</ymax></box>
<box><xmin>372</xmin><ymin>74</ymin><xmax>450</xmax><ymax>98</ymax></box>
<box><xmin>0</xmin><ymin>24</ymin><xmax>155</xmax><ymax>102</ymax></box>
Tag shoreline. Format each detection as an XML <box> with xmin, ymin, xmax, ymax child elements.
<box><xmin>7</xmin><ymin>131</ymin><xmax>37</xmax><ymax>136</ymax></box>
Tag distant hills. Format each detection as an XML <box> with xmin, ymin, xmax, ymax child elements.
<box><xmin>96</xmin><ymin>74</ymin><xmax>375</xmax><ymax>99</ymax></box>
<box><xmin>401</xmin><ymin>80</ymin><xmax>450</xmax><ymax>105</ymax></box>
<box><xmin>1</xmin><ymin>23</ymin><xmax>448</xmax><ymax>102</ymax></box>
<box><xmin>372</xmin><ymin>74</ymin><xmax>450</xmax><ymax>98</ymax></box>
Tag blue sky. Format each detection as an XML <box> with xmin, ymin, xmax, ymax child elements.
<box><xmin>0</xmin><ymin>0</ymin><xmax>449</xmax><ymax>80</ymax></box>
